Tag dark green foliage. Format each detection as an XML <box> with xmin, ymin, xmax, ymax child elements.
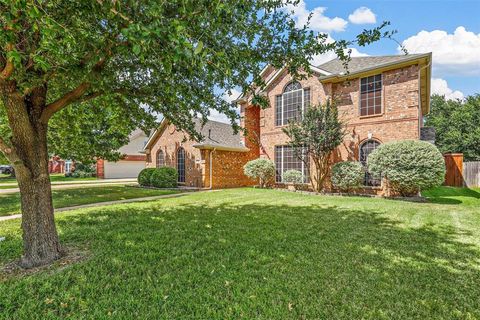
<box><xmin>368</xmin><ymin>140</ymin><xmax>446</xmax><ymax>196</ymax></box>
<box><xmin>150</xmin><ymin>167</ymin><xmax>178</xmax><ymax>188</ymax></box>
<box><xmin>0</xmin><ymin>1</ymin><xmax>394</xmax><ymax>163</ymax></box>
<box><xmin>70</xmin><ymin>162</ymin><xmax>96</xmax><ymax>178</ymax></box>
<box><xmin>138</xmin><ymin>168</ymin><xmax>157</xmax><ymax>186</ymax></box>
<box><xmin>283</xmin><ymin>101</ymin><xmax>345</xmax><ymax>191</ymax></box>
<box><xmin>425</xmin><ymin>94</ymin><xmax>480</xmax><ymax>161</ymax></box>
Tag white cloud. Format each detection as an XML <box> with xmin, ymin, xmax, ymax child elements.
<box><xmin>348</xmin><ymin>7</ymin><xmax>376</xmax><ymax>24</ymax></box>
<box><xmin>401</xmin><ymin>26</ymin><xmax>480</xmax><ymax>76</ymax></box>
<box><xmin>207</xmin><ymin>89</ymin><xmax>242</xmax><ymax>123</ymax></box>
<box><xmin>310</xmin><ymin>34</ymin><xmax>369</xmax><ymax>66</ymax></box>
<box><xmin>431</xmin><ymin>78</ymin><xmax>464</xmax><ymax>100</ymax></box>
<box><xmin>285</xmin><ymin>0</ymin><xmax>347</xmax><ymax>32</ymax></box>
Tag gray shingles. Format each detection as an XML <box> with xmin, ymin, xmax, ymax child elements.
<box><xmin>192</xmin><ymin>118</ymin><xmax>246</xmax><ymax>150</ymax></box>
<box><xmin>317</xmin><ymin>54</ymin><xmax>427</xmax><ymax>75</ymax></box>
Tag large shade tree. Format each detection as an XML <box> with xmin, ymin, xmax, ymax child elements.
<box><xmin>425</xmin><ymin>94</ymin><xmax>480</xmax><ymax>161</ymax></box>
<box><xmin>0</xmin><ymin>0</ymin><xmax>391</xmax><ymax>268</ymax></box>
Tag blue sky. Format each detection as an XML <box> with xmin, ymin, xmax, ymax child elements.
<box><xmin>212</xmin><ymin>0</ymin><xmax>479</xmax><ymax>122</ymax></box>
<box><xmin>296</xmin><ymin>0</ymin><xmax>480</xmax><ymax>98</ymax></box>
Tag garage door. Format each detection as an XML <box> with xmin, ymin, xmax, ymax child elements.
<box><xmin>104</xmin><ymin>160</ymin><xmax>145</xmax><ymax>179</ymax></box>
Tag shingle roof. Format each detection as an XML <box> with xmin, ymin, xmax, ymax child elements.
<box><xmin>317</xmin><ymin>54</ymin><xmax>428</xmax><ymax>76</ymax></box>
<box><xmin>191</xmin><ymin>118</ymin><xmax>247</xmax><ymax>151</ymax></box>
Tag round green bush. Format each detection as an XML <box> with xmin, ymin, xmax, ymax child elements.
<box><xmin>283</xmin><ymin>169</ymin><xmax>304</xmax><ymax>184</ymax></box>
<box><xmin>150</xmin><ymin>167</ymin><xmax>178</xmax><ymax>188</ymax></box>
<box><xmin>137</xmin><ymin>168</ymin><xmax>156</xmax><ymax>186</ymax></box>
<box><xmin>331</xmin><ymin>161</ymin><xmax>364</xmax><ymax>192</ymax></box>
<box><xmin>368</xmin><ymin>140</ymin><xmax>445</xmax><ymax>196</ymax></box>
<box><xmin>243</xmin><ymin>158</ymin><xmax>275</xmax><ymax>188</ymax></box>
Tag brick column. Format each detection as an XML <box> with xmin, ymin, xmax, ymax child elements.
<box><xmin>96</xmin><ymin>159</ymin><xmax>105</xmax><ymax>179</ymax></box>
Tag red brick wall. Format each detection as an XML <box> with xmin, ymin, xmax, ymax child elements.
<box><xmin>243</xmin><ymin>64</ymin><xmax>421</xmax><ymax>164</ymax></box>
<box><xmin>146</xmin><ymin>124</ymin><xmax>205</xmax><ymax>187</ymax></box>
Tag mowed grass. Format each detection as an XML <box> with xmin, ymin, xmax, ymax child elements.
<box><xmin>1</xmin><ymin>187</ymin><xmax>480</xmax><ymax>319</ymax></box>
<box><xmin>0</xmin><ymin>186</ymin><xmax>181</xmax><ymax>216</ymax></box>
<box><xmin>0</xmin><ymin>174</ymin><xmax>97</xmax><ymax>186</ymax></box>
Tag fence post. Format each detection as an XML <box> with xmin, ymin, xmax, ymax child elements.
<box><xmin>443</xmin><ymin>153</ymin><xmax>464</xmax><ymax>187</ymax></box>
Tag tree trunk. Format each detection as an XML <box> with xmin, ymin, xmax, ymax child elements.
<box><xmin>15</xmin><ymin>126</ymin><xmax>64</xmax><ymax>268</ymax></box>
<box><xmin>1</xmin><ymin>82</ymin><xmax>64</xmax><ymax>268</ymax></box>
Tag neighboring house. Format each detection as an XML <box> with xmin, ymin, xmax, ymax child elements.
<box><xmin>97</xmin><ymin>129</ymin><xmax>148</xmax><ymax>179</ymax></box>
<box><xmin>144</xmin><ymin>118</ymin><xmax>258</xmax><ymax>188</ymax></box>
<box><xmin>145</xmin><ymin>53</ymin><xmax>432</xmax><ymax>191</ymax></box>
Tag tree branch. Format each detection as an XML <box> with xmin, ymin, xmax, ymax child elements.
<box><xmin>40</xmin><ymin>82</ymin><xmax>90</xmax><ymax>122</ymax></box>
<box><xmin>0</xmin><ymin>136</ymin><xmax>20</xmax><ymax>164</ymax></box>
<box><xmin>0</xmin><ymin>44</ymin><xmax>15</xmax><ymax>80</ymax></box>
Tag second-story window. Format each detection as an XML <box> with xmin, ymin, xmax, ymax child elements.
<box><xmin>360</xmin><ymin>74</ymin><xmax>382</xmax><ymax>116</ymax></box>
<box><xmin>275</xmin><ymin>81</ymin><xmax>310</xmax><ymax>126</ymax></box>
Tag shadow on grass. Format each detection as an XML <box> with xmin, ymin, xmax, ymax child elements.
<box><xmin>423</xmin><ymin>186</ymin><xmax>480</xmax><ymax>205</ymax></box>
<box><xmin>2</xmin><ymin>199</ymin><xmax>480</xmax><ymax>319</ymax></box>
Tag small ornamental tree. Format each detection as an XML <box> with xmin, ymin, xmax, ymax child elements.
<box><xmin>331</xmin><ymin>161</ymin><xmax>364</xmax><ymax>192</ymax></box>
<box><xmin>283</xmin><ymin>100</ymin><xmax>345</xmax><ymax>192</ymax></box>
<box><xmin>243</xmin><ymin>158</ymin><xmax>275</xmax><ymax>188</ymax></box>
<box><xmin>368</xmin><ymin>140</ymin><xmax>446</xmax><ymax>196</ymax></box>
<box><xmin>0</xmin><ymin>1</ymin><xmax>393</xmax><ymax>267</ymax></box>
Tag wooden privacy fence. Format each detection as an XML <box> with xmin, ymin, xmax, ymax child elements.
<box><xmin>444</xmin><ymin>153</ymin><xmax>464</xmax><ymax>187</ymax></box>
<box><xmin>444</xmin><ymin>153</ymin><xmax>480</xmax><ymax>187</ymax></box>
<box><xmin>464</xmin><ymin>161</ymin><xmax>480</xmax><ymax>187</ymax></box>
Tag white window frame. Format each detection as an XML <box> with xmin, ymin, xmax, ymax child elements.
<box><xmin>359</xmin><ymin>73</ymin><xmax>383</xmax><ymax>117</ymax></box>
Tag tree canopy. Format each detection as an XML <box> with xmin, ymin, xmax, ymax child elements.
<box><xmin>1</xmin><ymin>1</ymin><xmax>393</xmax><ymax>163</ymax></box>
<box><xmin>0</xmin><ymin>0</ymin><xmax>393</xmax><ymax>268</ymax></box>
<box><xmin>425</xmin><ymin>94</ymin><xmax>480</xmax><ymax>161</ymax></box>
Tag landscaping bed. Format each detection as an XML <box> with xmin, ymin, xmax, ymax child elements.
<box><xmin>1</xmin><ymin>187</ymin><xmax>479</xmax><ymax>318</ymax></box>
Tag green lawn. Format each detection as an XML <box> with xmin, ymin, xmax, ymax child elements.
<box><xmin>0</xmin><ymin>174</ymin><xmax>97</xmax><ymax>185</ymax></box>
<box><xmin>0</xmin><ymin>186</ymin><xmax>181</xmax><ymax>216</ymax></box>
<box><xmin>1</xmin><ymin>187</ymin><xmax>480</xmax><ymax>319</ymax></box>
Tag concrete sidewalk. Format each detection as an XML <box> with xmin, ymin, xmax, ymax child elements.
<box><xmin>0</xmin><ymin>181</ymin><xmax>138</xmax><ymax>194</ymax></box>
<box><xmin>0</xmin><ymin>192</ymin><xmax>192</xmax><ymax>222</ymax></box>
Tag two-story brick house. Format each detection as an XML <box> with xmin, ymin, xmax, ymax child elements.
<box><xmin>144</xmin><ymin>53</ymin><xmax>432</xmax><ymax>191</ymax></box>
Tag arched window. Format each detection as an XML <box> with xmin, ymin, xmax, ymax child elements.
<box><xmin>156</xmin><ymin>150</ymin><xmax>165</xmax><ymax>168</ymax></box>
<box><xmin>359</xmin><ymin>139</ymin><xmax>381</xmax><ymax>186</ymax></box>
<box><xmin>177</xmin><ymin>147</ymin><xmax>186</xmax><ymax>183</ymax></box>
<box><xmin>275</xmin><ymin>81</ymin><xmax>310</xmax><ymax>126</ymax></box>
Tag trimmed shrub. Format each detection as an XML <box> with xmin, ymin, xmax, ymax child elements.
<box><xmin>150</xmin><ymin>167</ymin><xmax>178</xmax><ymax>188</ymax></box>
<box><xmin>243</xmin><ymin>158</ymin><xmax>275</xmax><ymax>188</ymax></box>
<box><xmin>283</xmin><ymin>170</ymin><xmax>304</xmax><ymax>184</ymax></box>
<box><xmin>138</xmin><ymin>168</ymin><xmax>156</xmax><ymax>186</ymax></box>
<box><xmin>368</xmin><ymin>140</ymin><xmax>445</xmax><ymax>196</ymax></box>
<box><xmin>331</xmin><ymin>161</ymin><xmax>364</xmax><ymax>192</ymax></box>
<box><xmin>70</xmin><ymin>163</ymin><xmax>96</xmax><ymax>178</ymax></box>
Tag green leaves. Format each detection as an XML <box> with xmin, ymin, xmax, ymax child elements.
<box><xmin>425</xmin><ymin>94</ymin><xmax>480</xmax><ymax>161</ymax></box>
<box><xmin>194</xmin><ymin>41</ymin><xmax>203</xmax><ymax>55</ymax></box>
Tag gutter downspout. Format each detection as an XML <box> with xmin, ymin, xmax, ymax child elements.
<box><xmin>208</xmin><ymin>148</ymin><xmax>217</xmax><ymax>189</ymax></box>
<box><xmin>417</xmin><ymin>60</ymin><xmax>431</xmax><ymax>139</ymax></box>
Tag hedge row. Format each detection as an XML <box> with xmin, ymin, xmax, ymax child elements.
<box><xmin>138</xmin><ymin>167</ymin><xmax>178</xmax><ymax>188</ymax></box>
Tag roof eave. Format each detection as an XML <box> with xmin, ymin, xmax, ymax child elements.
<box><xmin>192</xmin><ymin>144</ymin><xmax>250</xmax><ymax>152</ymax></box>
<box><xmin>319</xmin><ymin>53</ymin><xmax>432</xmax><ymax>83</ymax></box>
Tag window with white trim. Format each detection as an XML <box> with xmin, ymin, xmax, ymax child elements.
<box><xmin>275</xmin><ymin>82</ymin><xmax>310</xmax><ymax>126</ymax></box>
<box><xmin>359</xmin><ymin>139</ymin><xmax>381</xmax><ymax>186</ymax></box>
<box><xmin>274</xmin><ymin>145</ymin><xmax>309</xmax><ymax>183</ymax></box>
<box><xmin>360</xmin><ymin>74</ymin><xmax>382</xmax><ymax>116</ymax></box>
<box><xmin>156</xmin><ymin>149</ymin><xmax>165</xmax><ymax>168</ymax></box>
